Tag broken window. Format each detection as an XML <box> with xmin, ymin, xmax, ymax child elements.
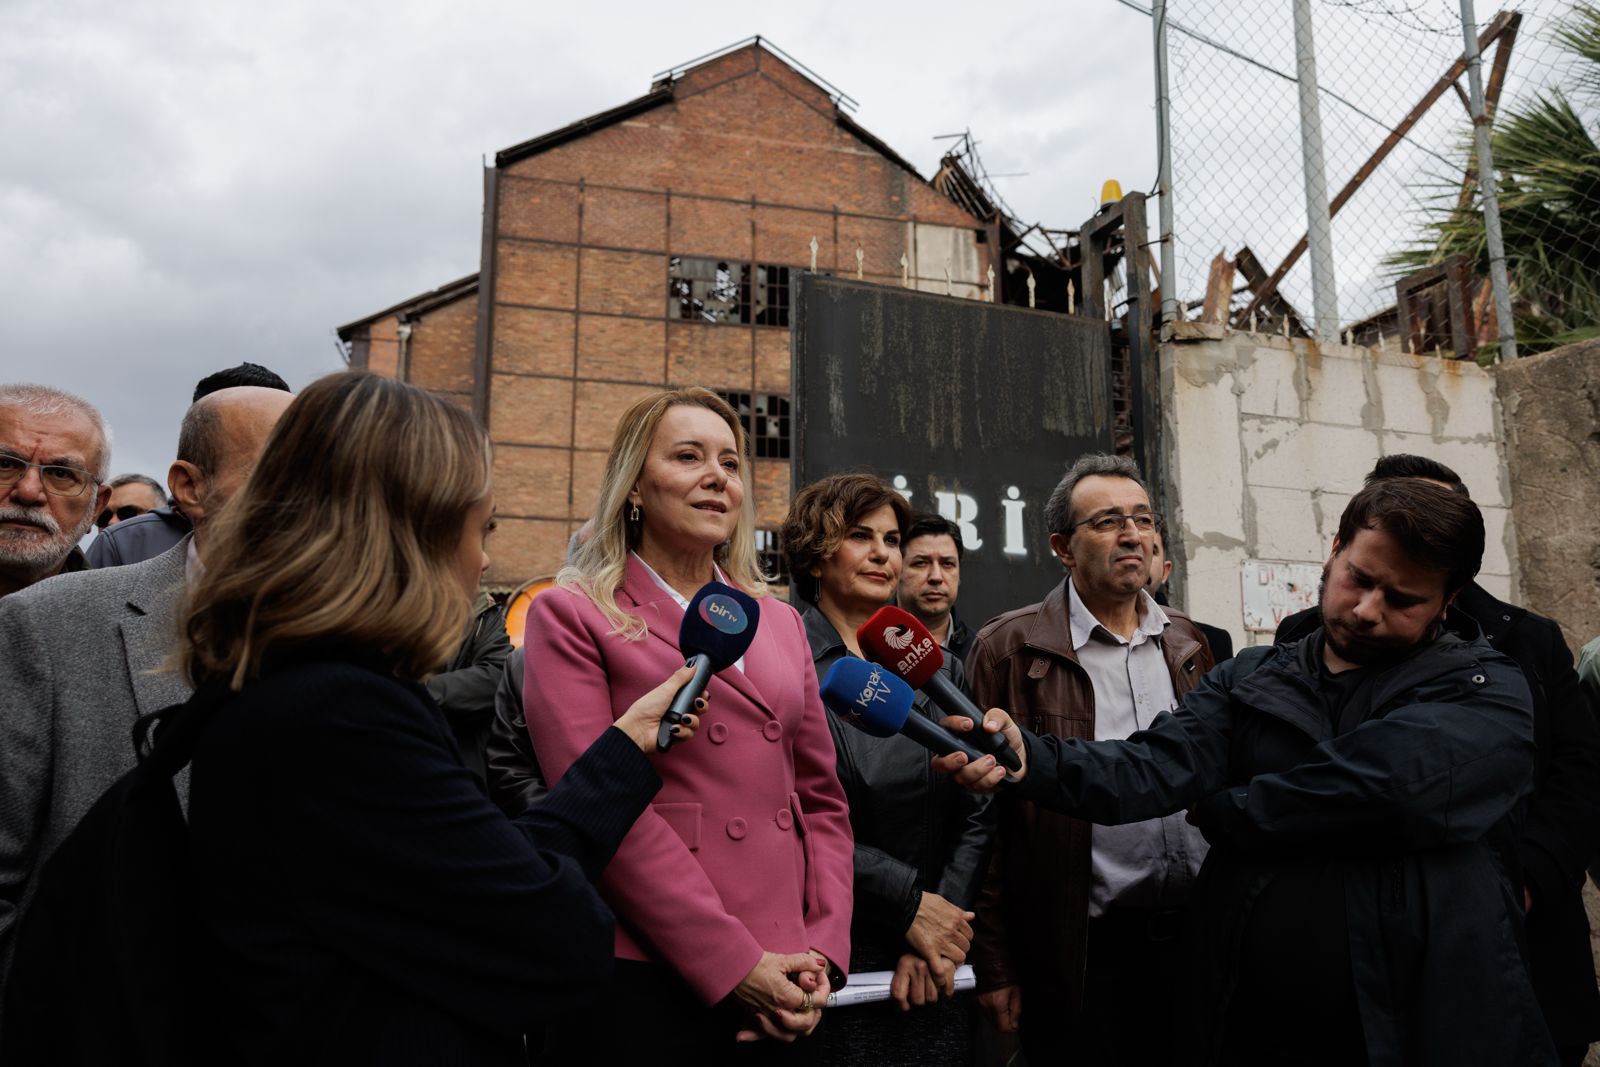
<box><xmin>669</xmin><ymin>257</ymin><xmax>789</xmax><ymax>327</ymax></box>
<box><xmin>716</xmin><ymin>390</ymin><xmax>791</xmax><ymax>460</ymax></box>
<box><xmin>754</xmin><ymin>528</ymin><xmax>788</xmax><ymax>582</ymax></box>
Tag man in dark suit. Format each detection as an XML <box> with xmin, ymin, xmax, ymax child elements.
<box><xmin>1275</xmin><ymin>454</ymin><xmax>1600</xmax><ymax>1066</ymax></box>
<box><xmin>0</xmin><ymin>385</ymin><xmax>293</xmax><ymax>1024</ymax></box>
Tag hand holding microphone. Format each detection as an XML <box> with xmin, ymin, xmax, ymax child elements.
<box><xmin>855</xmin><ymin>606</ymin><xmax>1022</xmax><ymax>773</ymax></box>
<box><xmin>819</xmin><ymin>657</ymin><xmax>1007</xmax><ymax>771</ymax></box>
<box><xmin>658</xmin><ymin>581</ymin><xmax>761</xmax><ymax>752</ymax></box>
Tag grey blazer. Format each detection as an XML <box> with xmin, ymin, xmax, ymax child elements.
<box><xmin>0</xmin><ymin>538</ymin><xmax>192</xmax><ymax>1008</ymax></box>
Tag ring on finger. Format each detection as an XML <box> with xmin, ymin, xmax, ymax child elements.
<box><xmin>801</xmin><ymin>990</ymin><xmax>814</xmax><ymax>1011</ymax></box>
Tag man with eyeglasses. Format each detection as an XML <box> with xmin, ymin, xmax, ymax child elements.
<box><xmin>0</xmin><ymin>384</ymin><xmax>292</xmax><ymax>1023</ymax></box>
<box><xmin>965</xmin><ymin>452</ymin><xmax>1215</xmax><ymax>1066</ymax></box>
<box><xmin>0</xmin><ymin>385</ymin><xmax>112</xmax><ymax>598</ymax></box>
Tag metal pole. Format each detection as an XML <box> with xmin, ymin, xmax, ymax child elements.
<box><xmin>1153</xmin><ymin>0</ymin><xmax>1179</xmax><ymax>327</ymax></box>
<box><xmin>1291</xmin><ymin>0</ymin><xmax>1340</xmax><ymax>342</ymax></box>
<box><xmin>1459</xmin><ymin>0</ymin><xmax>1518</xmax><ymax>359</ymax></box>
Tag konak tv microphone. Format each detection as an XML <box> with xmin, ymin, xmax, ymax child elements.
<box><xmin>856</xmin><ymin>605</ymin><xmax>1022</xmax><ymax>772</ymax></box>
<box><xmin>659</xmin><ymin>581</ymin><xmax>761</xmax><ymax>753</ymax></box>
<box><xmin>820</xmin><ymin>656</ymin><xmax>1004</xmax><ymax>768</ymax></box>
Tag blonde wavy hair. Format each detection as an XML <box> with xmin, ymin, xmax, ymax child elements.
<box><xmin>181</xmin><ymin>371</ymin><xmax>492</xmax><ymax>690</ymax></box>
<box><xmin>560</xmin><ymin>387</ymin><xmax>768</xmax><ymax>639</ymax></box>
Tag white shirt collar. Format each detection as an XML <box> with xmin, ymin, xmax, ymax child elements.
<box><xmin>1066</xmin><ymin>574</ymin><xmax>1170</xmax><ymax>650</ymax></box>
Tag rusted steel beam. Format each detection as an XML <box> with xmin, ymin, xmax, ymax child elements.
<box><xmin>1240</xmin><ymin>9</ymin><xmax>1519</xmax><ymax>324</ymax></box>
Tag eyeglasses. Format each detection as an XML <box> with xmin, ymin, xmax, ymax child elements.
<box><xmin>96</xmin><ymin>504</ymin><xmax>150</xmax><ymax>529</ymax></box>
<box><xmin>0</xmin><ymin>454</ymin><xmax>97</xmax><ymax>498</ymax></box>
<box><xmin>1071</xmin><ymin>511</ymin><xmax>1157</xmax><ymax>535</ymax></box>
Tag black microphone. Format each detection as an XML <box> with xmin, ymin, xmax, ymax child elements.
<box><xmin>856</xmin><ymin>605</ymin><xmax>1022</xmax><ymax>772</ymax></box>
<box><xmin>820</xmin><ymin>656</ymin><xmax>1005</xmax><ymax>769</ymax></box>
<box><xmin>659</xmin><ymin>581</ymin><xmax>761</xmax><ymax>752</ymax></box>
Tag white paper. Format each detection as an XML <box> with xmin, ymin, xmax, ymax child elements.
<box><xmin>825</xmin><ymin>964</ymin><xmax>976</xmax><ymax>1007</ymax></box>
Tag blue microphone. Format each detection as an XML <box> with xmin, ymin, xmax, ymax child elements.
<box><xmin>820</xmin><ymin>656</ymin><xmax>1004</xmax><ymax>769</ymax></box>
<box><xmin>659</xmin><ymin>581</ymin><xmax>761</xmax><ymax>752</ymax></box>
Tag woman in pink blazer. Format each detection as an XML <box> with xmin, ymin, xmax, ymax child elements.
<box><xmin>524</xmin><ymin>387</ymin><xmax>854</xmax><ymax>1063</ymax></box>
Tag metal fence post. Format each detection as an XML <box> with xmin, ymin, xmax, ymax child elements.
<box><xmin>1154</xmin><ymin>0</ymin><xmax>1179</xmax><ymax>327</ymax></box>
<box><xmin>1291</xmin><ymin>0</ymin><xmax>1340</xmax><ymax>342</ymax></box>
<box><xmin>1458</xmin><ymin>0</ymin><xmax>1518</xmax><ymax>360</ymax></box>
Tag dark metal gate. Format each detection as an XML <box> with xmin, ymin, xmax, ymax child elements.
<box><xmin>791</xmin><ymin>274</ymin><xmax>1117</xmax><ymax>627</ymax></box>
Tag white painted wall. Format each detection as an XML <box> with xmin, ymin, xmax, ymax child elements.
<box><xmin>1162</xmin><ymin>323</ymin><xmax>1514</xmax><ymax>651</ymax></box>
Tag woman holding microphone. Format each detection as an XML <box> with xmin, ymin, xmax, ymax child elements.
<box><xmin>177</xmin><ymin>372</ymin><xmax>701</xmax><ymax>1065</ymax></box>
<box><xmin>525</xmin><ymin>387</ymin><xmax>854</xmax><ymax>1062</ymax></box>
<box><xmin>781</xmin><ymin>474</ymin><xmax>994</xmax><ymax>1063</ymax></box>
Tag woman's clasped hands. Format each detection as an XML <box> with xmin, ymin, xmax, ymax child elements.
<box><xmin>732</xmin><ymin>950</ymin><xmax>832</xmax><ymax>1043</ymax></box>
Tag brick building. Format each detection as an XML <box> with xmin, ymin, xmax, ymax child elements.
<box><xmin>338</xmin><ymin>39</ymin><xmax>994</xmax><ymax>588</ymax></box>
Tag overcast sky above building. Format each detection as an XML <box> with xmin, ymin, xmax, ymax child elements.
<box><xmin>1</xmin><ymin>0</ymin><xmax>1163</xmax><ymax>481</ymax></box>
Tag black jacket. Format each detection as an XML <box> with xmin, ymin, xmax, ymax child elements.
<box><xmin>802</xmin><ymin>606</ymin><xmax>996</xmax><ymax>970</ymax></box>
<box><xmin>426</xmin><ymin>595</ymin><xmax>513</xmax><ymax>783</ymax></box>
<box><xmin>1013</xmin><ymin>622</ymin><xmax>1553</xmax><ymax>1067</ymax></box>
<box><xmin>84</xmin><ymin>507</ymin><xmax>190</xmax><ymax>568</ymax></box>
<box><xmin>485</xmin><ymin>648</ymin><xmax>549</xmax><ymax>816</ymax></box>
<box><xmin>1278</xmin><ymin>586</ymin><xmax>1600</xmax><ymax>1049</ymax></box>
<box><xmin>187</xmin><ymin>653</ymin><xmax>659</xmax><ymax>1066</ymax></box>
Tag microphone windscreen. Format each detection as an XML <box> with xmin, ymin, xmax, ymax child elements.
<box><xmin>856</xmin><ymin>605</ymin><xmax>945</xmax><ymax>688</ymax></box>
<box><xmin>679</xmin><ymin>581</ymin><xmax>761</xmax><ymax>670</ymax></box>
<box><xmin>819</xmin><ymin>656</ymin><xmax>915</xmax><ymax>738</ymax></box>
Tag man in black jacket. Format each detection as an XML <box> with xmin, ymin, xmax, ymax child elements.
<box><xmin>1275</xmin><ymin>454</ymin><xmax>1600</xmax><ymax>1065</ymax></box>
<box><xmin>939</xmin><ymin>478</ymin><xmax>1556</xmax><ymax>1066</ymax></box>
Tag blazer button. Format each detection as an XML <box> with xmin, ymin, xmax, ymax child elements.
<box><xmin>775</xmin><ymin>809</ymin><xmax>794</xmax><ymax>831</ymax></box>
<box><xmin>707</xmin><ymin>722</ymin><xmax>729</xmax><ymax>745</ymax></box>
<box><xmin>762</xmin><ymin>720</ymin><xmax>784</xmax><ymax>742</ymax></box>
<box><xmin>727</xmin><ymin>817</ymin><xmax>748</xmax><ymax>840</ymax></box>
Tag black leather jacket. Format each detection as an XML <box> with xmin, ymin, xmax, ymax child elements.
<box><xmin>802</xmin><ymin>605</ymin><xmax>996</xmax><ymax>972</ymax></box>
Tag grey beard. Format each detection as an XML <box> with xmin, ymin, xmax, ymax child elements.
<box><xmin>0</xmin><ymin>504</ymin><xmax>90</xmax><ymax>579</ymax></box>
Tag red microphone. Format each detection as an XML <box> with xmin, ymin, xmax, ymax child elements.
<box><xmin>856</xmin><ymin>606</ymin><xmax>1021</xmax><ymax>772</ymax></box>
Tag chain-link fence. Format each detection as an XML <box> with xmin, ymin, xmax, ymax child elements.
<box><xmin>1163</xmin><ymin>0</ymin><xmax>1600</xmax><ymax>357</ymax></box>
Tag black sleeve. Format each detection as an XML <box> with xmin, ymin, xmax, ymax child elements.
<box><xmin>277</xmin><ymin>672</ymin><xmax>658</xmax><ymax>1034</ymax></box>
<box><xmin>934</xmin><ymin>655</ymin><xmax>996</xmax><ymax>910</ymax></box>
<box><xmin>425</xmin><ymin>609</ymin><xmax>514</xmax><ymax>718</ymax></box>
<box><xmin>485</xmin><ymin>650</ymin><xmax>550</xmax><ymax>816</ymax></box>
<box><xmin>1517</xmin><ymin>620</ymin><xmax>1600</xmax><ymax>901</ymax></box>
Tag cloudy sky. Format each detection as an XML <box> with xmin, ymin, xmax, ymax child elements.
<box><xmin>1</xmin><ymin>0</ymin><xmax>1161</xmax><ymax>481</ymax></box>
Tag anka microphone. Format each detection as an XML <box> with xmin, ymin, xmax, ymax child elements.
<box><xmin>857</xmin><ymin>606</ymin><xmax>1021</xmax><ymax>772</ymax></box>
<box><xmin>659</xmin><ymin>581</ymin><xmax>761</xmax><ymax>752</ymax></box>
<box><xmin>820</xmin><ymin>656</ymin><xmax>1001</xmax><ymax>768</ymax></box>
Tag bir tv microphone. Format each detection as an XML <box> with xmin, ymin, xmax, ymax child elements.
<box><xmin>857</xmin><ymin>605</ymin><xmax>1022</xmax><ymax>772</ymax></box>
<box><xmin>820</xmin><ymin>656</ymin><xmax>1002</xmax><ymax>768</ymax></box>
<box><xmin>659</xmin><ymin>581</ymin><xmax>761</xmax><ymax>752</ymax></box>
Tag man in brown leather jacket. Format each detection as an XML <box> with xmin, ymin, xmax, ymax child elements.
<box><xmin>967</xmin><ymin>453</ymin><xmax>1214</xmax><ymax>1066</ymax></box>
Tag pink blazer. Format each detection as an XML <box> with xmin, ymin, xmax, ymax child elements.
<box><xmin>523</xmin><ymin>556</ymin><xmax>854</xmax><ymax>1005</ymax></box>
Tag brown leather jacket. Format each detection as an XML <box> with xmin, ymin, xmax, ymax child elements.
<box><xmin>966</xmin><ymin>577</ymin><xmax>1215</xmax><ymax>1009</ymax></box>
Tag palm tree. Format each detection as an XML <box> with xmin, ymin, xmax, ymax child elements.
<box><xmin>1390</xmin><ymin>4</ymin><xmax>1600</xmax><ymax>355</ymax></box>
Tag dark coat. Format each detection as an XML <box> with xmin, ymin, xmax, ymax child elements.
<box><xmin>964</xmin><ymin>579</ymin><xmax>1214</xmax><ymax>1009</ymax></box>
<box><xmin>484</xmin><ymin>647</ymin><xmax>549</xmax><ymax>816</ymax></box>
<box><xmin>425</xmin><ymin>594</ymin><xmax>513</xmax><ymax>783</ymax></box>
<box><xmin>801</xmin><ymin>606</ymin><xmax>995</xmax><ymax>970</ymax></box>
<box><xmin>84</xmin><ymin>507</ymin><xmax>190</xmax><ymax>568</ymax></box>
<box><xmin>187</xmin><ymin>653</ymin><xmax>660</xmax><ymax>1066</ymax></box>
<box><xmin>1013</xmin><ymin>622</ymin><xmax>1553</xmax><ymax>1067</ymax></box>
<box><xmin>1278</xmin><ymin>586</ymin><xmax>1600</xmax><ymax>1050</ymax></box>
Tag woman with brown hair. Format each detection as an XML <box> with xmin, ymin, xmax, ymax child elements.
<box><xmin>781</xmin><ymin>473</ymin><xmax>994</xmax><ymax>1064</ymax></box>
<box><xmin>524</xmin><ymin>386</ymin><xmax>854</xmax><ymax>1062</ymax></box>
<box><xmin>179</xmin><ymin>371</ymin><xmax>700</xmax><ymax>1065</ymax></box>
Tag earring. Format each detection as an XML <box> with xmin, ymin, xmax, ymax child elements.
<box><xmin>629</xmin><ymin>503</ymin><xmax>641</xmax><ymax>523</ymax></box>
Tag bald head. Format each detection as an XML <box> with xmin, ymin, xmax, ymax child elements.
<box><xmin>170</xmin><ymin>386</ymin><xmax>294</xmax><ymax>545</ymax></box>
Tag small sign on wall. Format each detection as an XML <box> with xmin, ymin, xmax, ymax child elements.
<box><xmin>1241</xmin><ymin>560</ymin><xmax>1322</xmax><ymax>632</ymax></box>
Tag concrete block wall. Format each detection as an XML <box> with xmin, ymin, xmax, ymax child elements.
<box><xmin>1496</xmin><ymin>338</ymin><xmax>1600</xmax><ymax>650</ymax></box>
<box><xmin>1163</xmin><ymin>322</ymin><xmax>1513</xmax><ymax>651</ymax></box>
